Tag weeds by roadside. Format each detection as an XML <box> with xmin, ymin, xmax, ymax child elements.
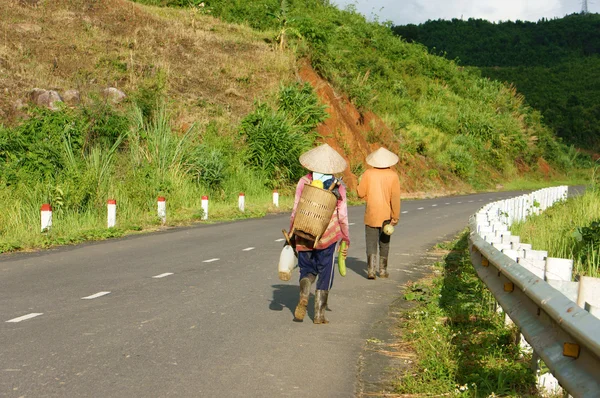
<box><xmin>393</xmin><ymin>231</ymin><xmax>538</xmax><ymax>397</ymax></box>
<box><xmin>0</xmin><ymin>81</ymin><xmax>320</xmax><ymax>254</ymax></box>
<box><xmin>511</xmin><ymin>188</ymin><xmax>600</xmax><ymax>278</ymax></box>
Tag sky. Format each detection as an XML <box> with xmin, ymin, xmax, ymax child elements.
<box><xmin>331</xmin><ymin>0</ymin><xmax>599</xmax><ymax>25</ymax></box>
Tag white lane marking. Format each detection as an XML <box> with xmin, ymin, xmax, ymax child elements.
<box><xmin>153</xmin><ymin>273</ymin><xmax>174</xmax><ymax>279</ymax></box>
<box><xmin>6</xmin><ymin>313</ymin><xmax>43</xmax><ymax>323</ymax></box>
<box><xmin>349</xmin><ymin>223</ymin><xmax>356</xmax><ymax>226</ymax></box>
<box><xmin>479</xmin><ymin>199</ymin><xmax>483</xmax><ymax>202</ymax></box>
<box><xmin>242</xmin><ymin>247</ymin><xmax>255</xmax><ymax>251</ymax></box>
<box><xmin>401</xmin><ymin>211</ymin><xmax>408</xmax><ymax>214</ymax></box>
<box><xmin>457</xmin><ymin>201</ymin><xmax>462</xmax><ymax>204</ymax></box>
<box><xmin>203</xmin><ymin>258</ymin><xmax>219</xmax><ymax>263</ymax></box>
<box><xmin>468</xmin><ymin>200</ymin><xmax>474</xmax><ymax>203</ymax></box>
<box><xmin>445</xmin><ymin>203</ymin><xmax>450</xmax><ymax>205</ymax></box>
<box><xmin>275</xmin><ymin>238</ymin><xmax>285</xmax><ymax>242</ymax></box>
<box><xmin>418</xmin><ymin>207</ymin><xmax>424</xmax><ymax>210</ymax></box>
<box><xmin>82</xmin><ymin>291</ymin><xmax>111</xmax><ymax>300</ymax></box>
<box><xmin>432</xmin><ymin>204</ymin><xmax>438</xmax><ymax>207</ymax></box>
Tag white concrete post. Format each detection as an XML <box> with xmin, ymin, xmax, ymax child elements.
<box><xmin>273</xmin><ymin>190</ymin><xmax>279</xmax><ymax>207</ymax></box>
<box><xmin>238</xmin><ymin>192</ymin><xmax>245</xmax><ymax>212</ymax></box>
<box><xmin>523</xmin><ymin>249</ymin><xmax>548</xmax><ymax>261</ymax></box>
<box><xmin>107</xmin><ymin>199</ymin><xmax>116</xmax><ymax>228</ymax></box>
<box><xmin>545</xmin><ymin>257</ymin><xmax>573</xmax><ymax>282</ymax></box>
<box><xmin>201</xmin><ymin>195</ymin><xmax>209</xmax><ymax>220</ymax></box>
<box><xmin>41</xmin><ymin>204</ymin><xmax>52</xmax><ymax>232</ymax></box>
<box><xmin>577</xmin><ymin>276</ymin><xmax>600</xmax><ymax>313</ymax></box>
<box><xmin>157</xmin><ymin>196</ymin><xmax>166</xmax><ymax>225</ymax></box>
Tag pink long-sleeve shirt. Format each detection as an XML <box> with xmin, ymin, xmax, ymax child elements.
<box><xmin>289</xmin><ymin>174</ymin><xmax>350</xmax><ymax>252</ymax></box>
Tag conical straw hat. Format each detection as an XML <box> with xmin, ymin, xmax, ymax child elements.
<box><xmin>299</xmin><ymin>143</ymin><xmax>347</xmax><ymax>174</ymax></box>
<box><xmin>366</xmin><ymin>147</ymin><xmax>399</xmax><ymax>168</ymax></box>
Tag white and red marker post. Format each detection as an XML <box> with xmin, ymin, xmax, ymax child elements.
<box><xmin>238</xmin><ymin>192</ymin><xmax>245</xmax><ymax>212</ymax></box>
<box><xmin>273</xmin><ymin>189</ymin><xmax>279</xmax><ymax>207</ymax></box>
<box><xmin>201</xmin><ymin>195</ymin><xmax>209</xmax><ymax>220</ymax></box>
<box><xmin>40</xmin><ymin>204</ymin><xmax>52</xmax><ymax>232</ymax></box>
<box><xmin>107</xmin><ymin>199</ymin><xmax>116</xmax><ymax>228</ymax></box>
<box><xmin>157</xmin><ymin>196</ymin><xmax>166</xmax><ymax>225</ymax></box>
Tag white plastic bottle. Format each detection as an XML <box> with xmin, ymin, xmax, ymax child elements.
<box><xmin>278</xmin><ymin>245</ymin><xmax>296</xmax><ymax>281</ymax></box>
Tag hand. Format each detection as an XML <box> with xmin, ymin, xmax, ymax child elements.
<box><xmin>341</xmin><ymin>243</ymin><xmax>349</xmax><ymax>258</ymax></box>
<box><xmin>391</xmin><ymin>219</ymin><xmax>398</xmax><ymax>226</ymax></box>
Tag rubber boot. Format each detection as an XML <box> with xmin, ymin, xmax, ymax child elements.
<box><xmin>379</xmin><ymin>257</ymin><xmax>389</xmax><ymax>278</ymax></box>
<box><xmin>367</xmin><ymin>255</ymin><xmax>377</xmax><ymax>279</ymax></box>
<box><xmin>294</xmin><ymin>274</ymin><xmax>315</xmax><ymax>321</ymax></box>
<box><xmin>313</xmin><ymin>289</ymin><xmax>329</xmax><ymax>324</ymax></box>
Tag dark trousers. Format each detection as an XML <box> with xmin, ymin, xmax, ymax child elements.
<box><xmin>298</xmin><ymin>243</ymin><xmax>337</xmax><ymax>291</ymax></box>
<box><xmin>365</xmin><ymin>224</ymin><xmax>391</xmax><ymax>258</ymax></box>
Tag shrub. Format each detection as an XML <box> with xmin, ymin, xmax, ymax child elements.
<box><xmin>194</xmin><ymin>146</ymin><xmax>227</xmax><ymax>189</ymax></box>
<box><xmin>240</xmin><ymin>82</ymin><xmax>325</xmax><ymax>184</ymax></box>
<box><xmin>277</xmin><ymin>82</ymin><xmax>328</xmax><ymax>134</ymax></box>
<box><xmin>442</xmin><ymin>145</ymin><xmax>475</xmax><ymax>178</ymax></box>
<box><xmin>240</xmin><ymin>103</ymin><xmax>312</xmax><ymax>182</ymax></box>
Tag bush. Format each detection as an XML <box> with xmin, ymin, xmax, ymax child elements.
<box><xmin>277</xmin><ymin>82</ymin><xmax>328</xmax><ymax>134</ymax></box>
<box><xmin>240</xmin><ymin>83</ymin><xmax>325</xmax><ymax>184</ymax></box>
<box><xmin>194</xmin><ymin>146</ymin><xmax>227</xmax><ymax>189</ymax></box>
<box><xmin>241</xmin><ymin>103</ymin><xmax>312</xmax><ymax>182</ymax></box>
<box><xmin>442</xmin><ymin>145</ymin><xmax>475</xmax><ymax>178</ymax></box>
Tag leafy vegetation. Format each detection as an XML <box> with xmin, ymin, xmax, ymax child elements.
<box><xmin>1</xmin><ymin>0</ymin><xmax>592</xmax><ymax>253</ymax></box>
<box><xmin>240</xmin><ymin>83</ymin><xmax>327</xmax><ymax>184</ymax></box>
<box><xmin>392</xmin><ymin>13</ymin><xmax>600</xmax><ymax>151</ymax></box>
<box><xmin>396</xmin><ymin>232</ymin><xmax>537</xmax><ymax>396</ymax></box>
<box><xmin>0</xmin><ymin>86</ymin><xmax>312</xmax><ymax>252</ymax></box>
<box><xmin>142</xmin><ymin>0</ymin><xmax>588</xmax><ymax>184</ymax></box>
<box><xmin>511</xmin><ymin>185</ymin><xmax>600</xmax><ymax>278</ymax></box>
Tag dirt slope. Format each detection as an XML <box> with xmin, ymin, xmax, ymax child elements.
<box><xmin>0</xmin><ymin>0</ymin><xmax>294</xmax><ymax>127</ymax></box>
<box><xmin>1</xmin><ymin>0</ymin><xmax>468</xmax><ymax>197</ymax></box>
<box><xmin>299</xmin><ymin>64</ymin><xmax>469</xmax><ymax>196</ymax></box>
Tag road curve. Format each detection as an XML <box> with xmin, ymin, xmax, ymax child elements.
<box><xmin>1</xmin><ymin>191</ymin><xmax>530</xmax><ymax>397</ymax></box>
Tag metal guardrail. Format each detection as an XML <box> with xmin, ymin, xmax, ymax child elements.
<box><xmin>468</xmin><ymin>187</ymin><xmax>600</xmax><ymax>398</ymax></box>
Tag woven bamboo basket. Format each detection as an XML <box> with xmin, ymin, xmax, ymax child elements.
<box><xmin>291</xmin><ymin>184</ymin><xmax>338</xmax><ymax>245</ymax></box>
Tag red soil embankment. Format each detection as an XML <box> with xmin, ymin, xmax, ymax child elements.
<box><xmin>299</xmin><ymin>63</ymin><xmax>440</xmax><ymax>195</ymax></box>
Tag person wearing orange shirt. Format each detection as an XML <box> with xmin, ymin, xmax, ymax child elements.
<box><xmin>357</xmin><ymin>147</ymin><xmax>401</xmax><ymax>279</ymax></box>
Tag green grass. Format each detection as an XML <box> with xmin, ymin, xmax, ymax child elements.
<box><xmin>0</xmin><ymin>187</ymin><xmax>295</xmax><ymax>254</ymax></box>
<box><xmin>500</xmin><ymin>176</ymin><xmax>589</xmax><ymax>192</ymax></box>
<box><xmin>511</xmin><ymin>189</ymin><xmax>600</xmax><ymax>278</ymax></box>
<box><xmin>0</xmin><ymin>89</ymin><xmax>314</xmax><ymax>253</ymax></box>
<box><xmin>131</xmin><ymin>0</ymin><xmax>591</xmax><ymax>188</ymax></box>
<box><xmin>394</xmin><ymin>231</ymin><xmax>538</xmax><ymax>396</ymax></box>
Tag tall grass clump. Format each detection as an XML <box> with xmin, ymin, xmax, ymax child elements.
<box><xmin>240</xmin><ymin>82</ymin><xmax>327</xmax><ymax>186</ymax></box>
<box><xmin>511</xmin><ymin>177</ymin><xmax>600</xmax><ymax>277</ymax></box>
<box><xmin>0</xmin><ymin>79</ymin><xmax>328</xmax><ymax>252</ymax></box>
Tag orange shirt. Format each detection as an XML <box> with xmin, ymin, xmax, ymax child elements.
<box><xmin>357</xmin><ymin>168</ymin><xmax>401</xmax><ymax>228</ymax></box>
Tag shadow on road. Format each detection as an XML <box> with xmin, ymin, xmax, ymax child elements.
<box><xmin>270</xmin><ymin>284</ymin><xmax>315</xmax><ymax>320</ymax></box>
<box><xmin>345</xmin><ymin>256</ymin><xmax>368</xmax><ymax>279</ymax></box>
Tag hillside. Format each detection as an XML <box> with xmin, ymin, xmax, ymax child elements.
<box><xmin>0</xmin><ymin>0</ymin><xmax>294</xmax><ymax>127</ymax></box>
<box><xmin>0</xmin><ymin>0</ymin><xmax>584</xmax><ymax>252</ymax></box>
<box><xmin>392</xmin><ymin>13</ymin><xmax>600</xmax><ymax>151</ymax></box>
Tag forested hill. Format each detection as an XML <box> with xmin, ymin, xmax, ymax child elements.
<box><xmin>392</xmin><ymin>14</ymin><xmax>600</xmax><ymax>150</ymax></box>
<box><xmin>392</xmin><ymin>13</ymin><xmax>600</xmax><ymax>67</ymax></box>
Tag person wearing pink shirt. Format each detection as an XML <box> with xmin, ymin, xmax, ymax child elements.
<box><xmin>289</xmin><ymin>144</ymin><xmax>350</xmax><ymax>324</ymax></box>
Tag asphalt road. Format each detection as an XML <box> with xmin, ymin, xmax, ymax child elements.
<box><xmin>1</xmin><ymin>191</ymin><xmax>531</xmax><ymax>397</ymax></box>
